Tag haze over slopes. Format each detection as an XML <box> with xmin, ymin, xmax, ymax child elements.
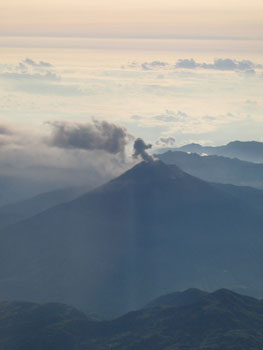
<box><xmin>1</xmin><ymin>0</ymin><xmax>263</xmax><ymax>39</ymax></box>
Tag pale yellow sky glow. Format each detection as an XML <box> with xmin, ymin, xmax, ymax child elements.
<box><xmin>1</xmin><ymin>0</ymin><xmax>263</xmax><ymax>38</ymax></box>
<box><xmin>0</xmin><ymin>0</ymin><xmax>263</xmax><ymax>203</ymax></box>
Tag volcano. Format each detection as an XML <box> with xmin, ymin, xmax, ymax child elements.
<box><xmin>0</xmin><ymin>160</ymin><xmax>262</xmax><ymax>317</ymax></box>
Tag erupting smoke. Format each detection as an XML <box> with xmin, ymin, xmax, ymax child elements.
<box><xmin>133</xmin><ymin>138</ymin><xmax>154</xmax><ymax>162</ymax></box>
<box><xmin>47</xmin><ymin>120</ymin><xmax>132</xmax><ymax>155</ymax></box>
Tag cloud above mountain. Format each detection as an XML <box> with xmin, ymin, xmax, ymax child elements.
<box><xmin>156</xmin><ymin>137</ymin><xmax>176</xmax><ymax>146</ymax></box>
<box><xmin>0</xmin><ymin>121</ymin><xmax>135</xmax><ymax>198</ymax></box>
<box><xmin>47</xmin><ymin>120</ymin><xmax>133</xmax><ymax>155</ymax></box>
<box><xmin>128</xmin><ymin>109</ymin><xmax>254</xmax><ymax>147</ymax></box>
<box><xmin>0</xmin><ymin>53</ymin><xmax>262</xmax><ymax>154</ymax></box>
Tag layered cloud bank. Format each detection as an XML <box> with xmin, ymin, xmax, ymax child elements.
<box><xmin>0</xmin><ymin>58</ymin><xmax>59</xmax><ymax>81</ymax></box>
<box><xmin>124</xmin><ymin>58</ymin><xmax>263</xmax><ymax>74</ymax></box>
<box><xmin>175</xmin><ymin>58</ymin><xmax>262</xmax><ymax>71</ymax></box>
<box><xmin>0</xmin><ymin>52</ymin><xmax>262</xmax><ymax>157</ymax></box>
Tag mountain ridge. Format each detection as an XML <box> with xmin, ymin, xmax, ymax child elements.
<box><xmin>158</xmin><ymin>140</ymin><xmax>263</xmax><ymax>163</ymax></box>
<box><xmin>0</xmin><ymin>160</ymin><xmax>262</xmax><ymax>317</ymax></box>
<box><xmin>1</xmin><ymin>288</ymin><xmax>263</xmax><ymax>349</ymax></box>
<box><xmin>157</xmin><ymin>150</ymin><xmax>263</xmax><ymax>188</ymax></box>
<box><xmin>0</xmin><ymin>184</ymin><xmax>94</xmax><ymax>230</ymax></box>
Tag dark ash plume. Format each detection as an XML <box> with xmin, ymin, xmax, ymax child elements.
<box><xmin>47</xmin><ymin>120</ymin><xmax>132</xmax><ymax>154</ymax></box>
<box><xmin>133</xmin><ymin>138</ymin><xmax>154</xmax><ymax>162</ymax></box>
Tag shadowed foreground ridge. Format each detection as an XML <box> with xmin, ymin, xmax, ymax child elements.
<box><xmin>1</xmin><ymin>289</ymin><xmax>263</xmax><ymax>349</ymax></box>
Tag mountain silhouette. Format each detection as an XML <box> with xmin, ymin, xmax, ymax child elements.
<box><xmin>0</xmin><ymin>185</ymin><xmax>93</xmax><ymax>230</ymax></box>
<box><xmin>1</xmin><ymin>289</ymin><xmax>263</xmax><ymax>349</ymax></box>
<box><xmin>157</xmin><ymin>150</ymin><xmax>263</xmax><ymax>189</ymax></box>
<box><xmin>144</xmin><ymin>287</ymin><xmax>208</xmax><ymax>308</ymax></box>
<box><xmin>0</xmin><ymin>160</ymin><xmax>262</xmax><ymax>317</ymax></box>
<box><xmin>162</xmin><ymin>140</ymin><xmax>263</xmax><ymax>163</ymax></box>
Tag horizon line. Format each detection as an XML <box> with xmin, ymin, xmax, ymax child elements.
<box><xmin>1</xmin><ymin>34</ymin><xmax>263</xmax><ymax>41</ymax></box>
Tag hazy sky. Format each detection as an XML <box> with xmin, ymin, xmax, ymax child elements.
<box><xmin>0</xmin><ymin>1</ymin><xmax>262</xmax><ymax>194</ymax></box>
<box><xmin>1</xmin><ymin>0</ymin><xmax>263</xmax><ymax>38</ymax></box>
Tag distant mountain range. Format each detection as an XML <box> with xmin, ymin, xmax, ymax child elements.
<box><xmin>0</xmin><ymin>160</ymin><xmax>263</xmax><ymax>318</ymax></box>
<box><xmin>158</xmin><ymin>140</ymin><xmax>263</xmax><ymax>163</ymax></box>
<box><xmin>0</xmin><ymin>174</ymin><xmax>61</xmax><ymax>208</ymax></box>
<box><xmin>157</xmin><ymin>150</ymin><xmax>263</xmax><ymax>188</ymax></box>
<box><xmin>0</xmin><ymin>184</ymin><xmax>93</xmax><ymax>230</ymax></box>
<box><xmin>1</xmin><ymin>288</ymin><xmax>263</xmax><ymax>349</ymax></box>
<box><xmin>0</xmin><ymin>166</ymin><xmax>107</xmax><ymax>208</ymax></box>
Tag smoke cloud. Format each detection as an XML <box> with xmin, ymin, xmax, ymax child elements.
<box><xmin>47</xmin><ymin>120</ymin><xmax>133</xmax><ymax>155</ymax></box>
<box><xmin>133</xmin><ymin>138</ymin><xmax>154</xmax><ymax>162</ymax></box>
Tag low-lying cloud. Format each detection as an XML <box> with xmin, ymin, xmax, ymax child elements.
<box><xmin>141</xmin><ymin>61</ymin><xmax>168</xmax><ymax>71</ymax></box>
<box><xmin>177</xmin><ymin>58</ymin><xmax>262</xmax><ymax>71</ymax></box>
<box><xmin>122</xmin><ymin>58</ymin><xmax>262</xmax><ymax>73</ymax></box>
<box><xmin>0</xmin><ymin>71</ymin><xmax>60</xmax><ymax>81</ymax></box>
<box><xmin>0</xmin><ymin>58</ymin><xmax>59</xmax><ymax>82</ymax></box>
<box><xmin>23</xmin><ymin>58</ymin><xmax>52</xmax><ymax>68</ymax></box>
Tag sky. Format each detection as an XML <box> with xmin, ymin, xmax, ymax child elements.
<box><xmin>0</xmin><ymin>0</ymin><xmax>263</xmax><ymax>198</ymax></box>
<box><xmin>1</xmin><ymin>0</ymin><xmax>263</xmax><ymax>39</ymax></box>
